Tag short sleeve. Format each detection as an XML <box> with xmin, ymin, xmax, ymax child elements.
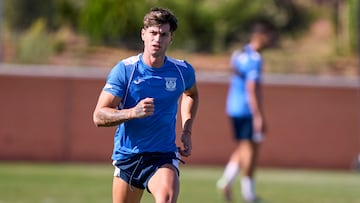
<box><xmin>184</xmin><ymin>61</ymin><xmax>196</xmax><ymax>90</ymax></box>
<box><xmin>230</xmin><ymin>50</ymin><xmax>241</xmax><ymax>68</ymax></box>
<box><xmin>243</xmin><ymin>51</ymin><xmax>262</xmax><ymax>82</ymax></box>
<box><xmin>103</xmin><ymin>62</ymin><xmax>127</xmax><ymax>98</ymax></box>
<box><xmin>244</xmin><ymin>59</ymin><xmax>261</xmax><ymax>82</ymax></box>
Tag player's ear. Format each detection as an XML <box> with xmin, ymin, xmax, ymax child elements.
<box><xmin>170</xmin><ymin>33</ymin><xmax>174</xmax><ymax>43</ymax></box>
<box><xmin>141</xmin><ymin>28</ymin><xmax>145</xmax><ymax>41</ymax></box>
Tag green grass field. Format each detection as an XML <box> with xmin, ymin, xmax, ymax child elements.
<box><xmin>0</xmin><ymin>162</ymin><xmax>359</xmax><ymax>203</ymax></box>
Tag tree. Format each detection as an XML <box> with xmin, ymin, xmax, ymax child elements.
<box><xmin>79</xmin><ymin>0</ymin><xmax>147</xmax><ymax>45</ymax></box>
<box><xmin>3</xmin><ymin>0</ymin><xmax>80</xmax><ymax>31</ymax></box>
<box><xmin>213</xmin><ymin>0</ymin><xmax>311</xmax><ymax>51</ymax></box>
<box><xmin>3</xmin><ymin>0</ymin><xmax>54</xmax><ymax>31</ymax></box>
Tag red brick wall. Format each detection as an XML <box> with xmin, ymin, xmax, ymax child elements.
<box><xmin>0</xmin><ymin>71</ymin><xmax>359</xmax><ymax>169</ymax></box>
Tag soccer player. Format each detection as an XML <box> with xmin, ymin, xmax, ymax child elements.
<box><xmin>216</xmin><ymin>20</ymin><xmax>276</xmax><ymax>203</ymax></box>
<box><xmin>93</xmin><ymin>7</ymin><xmax>199</xmax><ymax>203</ymax></box>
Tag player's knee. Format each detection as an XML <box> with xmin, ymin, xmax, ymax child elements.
<box><xmin>154</xmin><ymin>193</ymin><xmax>176</xmax><ymax>203</ymax></box>
<box><xmin>151</xmin><ymin>186</ymin><xmax>178</xmax><ymax>203</ymax></box>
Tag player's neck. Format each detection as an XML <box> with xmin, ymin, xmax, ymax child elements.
<box><xmin>142</xmin><ymin>52</ymin><xmax>165</xmax><ymax>68</ymax></box>
<box><xmin>249</xmin><ymin>41</ymin><xmax>262</xmax><ymax>52</ymax></box>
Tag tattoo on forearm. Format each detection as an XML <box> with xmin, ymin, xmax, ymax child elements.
<box><xmin>97</xmin><ymin>109</ymin><xmax>130</xmax><ymax>126</ymax></box>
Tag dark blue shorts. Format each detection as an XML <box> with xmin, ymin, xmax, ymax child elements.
<box><xmin>112</xmin><ymin>152</ymin><xmax>181</xmax><ymax>190</ymax></box>
<box><xmin>230</xmin><ymin>117</ymin><xmax>253</xmax><ymax>141</ymax></box>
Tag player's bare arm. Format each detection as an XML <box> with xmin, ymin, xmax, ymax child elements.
<box><xmin>246</xmin><ymin>81</ymin><xmax>265</xmax><ymax>133</ymax></box>
<box><xmin>93</xmin><ymin>91</ymin><xmax>154</xmax><ymax>127</ymax></box>
<box><xmin>179</xmin><ymin>84</ymin><xmax>199</xmax><ymax>157</ymax></box>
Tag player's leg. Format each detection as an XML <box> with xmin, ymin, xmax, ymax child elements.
<box><xmin>219</xmin><ymin>116</ymin><xmax>245</xmax><ymax>185</ymax></box>
<box><xmin>147</xmin><ymin>164</ymin><xmax>180</xmax><ymax>203</ymax></box>
<box><xmin>239</xmin><ymin>140</ymin><xmax>258</xmax><ymax>177</ymax></box>
<box><xmin>223</xmin><ymin>139</ymin><xmax>254</xmax><ymax>180</ymax></box>
<box><xmin>112</xmin><ymin>176</ymin><xmax>144</xmax><ymax>203</ymax></box>
<box><xmin>218</xmin><ymin>142</ymin><xmax>242</xmax><ymax>185</ymax></box>
<box><xmin>219</xmin><ymin>117</ymin><xmax>252</xmax><ymax>186</ymax></box>
<box><xmin>217</xmin><ymin>117</ymin><xmax>248</xmax><ymax>202</ymax></box>
<box><xmin>239</xmin><ymin>140</ymin><xmax>259</xmax><ymax>202</ymax></box>
<box><xmin>216</xmin><ymin>144</ymin><xmax>242</xmax><ymax>202</ymax></box>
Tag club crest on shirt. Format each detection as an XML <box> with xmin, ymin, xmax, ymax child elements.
<box><xmin>165</xmin><ymin>77</ymin><xmax>177</xmax><ymax>91</ymax></box>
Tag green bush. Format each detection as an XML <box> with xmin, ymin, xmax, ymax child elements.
<box><xmin>79</xmin><ymin>0</ymin><xmax>147</xmax><ymax>45</ymax></box>
<box><xmin>348</xmin><ymin>0</ymin><xmax>358</xmax><ymax>52</ymax></box>
<box><xmin>214</xmin><ymin>0</ymin><xmax>312</xmax><ymax>49</ymax></box>
<box><xmin>4</xmin><ymin>0</ymin><xmax>313</xmax><ymax>53</ymax></box>
<box><xmin>3</xmin><ymin>0</ymin><xmax>53</xmax><ymax>31</ymax></box>
<box><xmin>4</xmin><ymin>0</ymin><xmax>80</xmax><ymax>31</ymax></box>
<box><xmin>150</xmin><ymin>0</ymin><xmax>216</xmax><ymax>52</ymax></box>
<box><xmin>17</xmin><ymin>19</ymin><xmax>54</xmax><ymax>64</ymax></box>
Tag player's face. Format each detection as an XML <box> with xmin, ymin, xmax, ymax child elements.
<box><xmin>141</xmin><ymin>24</ymin><xmax>173</xmax><ymax>57</ymax></box>
<box><xmin>261</xmin><ymin>32</ymin><xmax>275</xmax><ymax>48</ymax></box>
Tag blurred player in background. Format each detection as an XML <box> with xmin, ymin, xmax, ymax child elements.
<box><xmin>217</xmin><ymin>20</ymin><xmax>276</xmax><ymax>203</ymax></box>
<box><xmin>93</xmin><ymin>7</ymin><xmax>199</xmax><ymax>203</ymax></box>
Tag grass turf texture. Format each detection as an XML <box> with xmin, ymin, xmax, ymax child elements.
<box><xmin>0</xmin><ymin>163</ymin><xmax>359</xmax><ymax>203</ymax></box>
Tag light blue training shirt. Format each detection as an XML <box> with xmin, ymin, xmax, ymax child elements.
<box><xmin>226</xmin><ymin>44</ymin><xmax>263</xmax><ymax>118</ymax></box>
<box><xmin>103</xmin><ymin>54</ymin><xmax>196</xmax><ymax>161</ymax></box>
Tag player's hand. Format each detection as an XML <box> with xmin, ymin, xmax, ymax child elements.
<box><xmin>131</xmin><ymin>97</ymin><xmax>154</xmax><ymax>119</ymax></box>
<box><xmin>253</xmin><ymin>114</ymin><xmax>265</xmax><ymax>134</ymax></box>
<box><xmin>179</xmin><ymin>130</ymin><xmax>192</xmax><ymax>157</ymax></box>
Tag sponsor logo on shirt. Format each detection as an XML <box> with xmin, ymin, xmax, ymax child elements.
<box><xmin>133</xmin><ymin>78</ymin><xmax>145</xmax><ymax>84</ymax></box>
<box><xmin>104</xmin><ymin>83</ymin><xmax>113</xmax><ymax>89</ymax></box>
